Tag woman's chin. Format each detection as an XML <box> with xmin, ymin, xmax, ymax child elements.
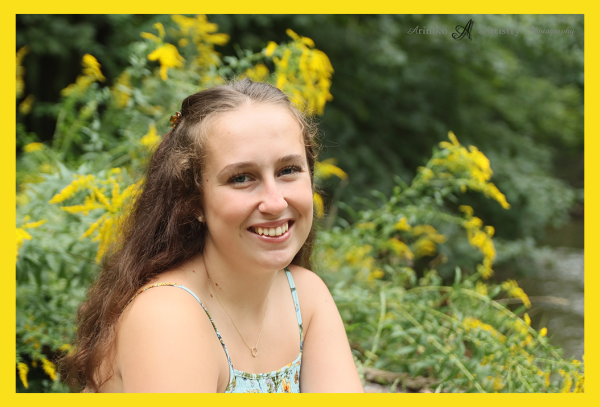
<box><xmin>251</xmin><ymin>250</ymin><xmax>297</xmax><ymax>272</ymax></box>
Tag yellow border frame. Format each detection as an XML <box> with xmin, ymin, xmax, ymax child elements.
<box><xmin>5</xmin><ymin>3</ymin><xmax>596</xmax><ymax>405</ymax></box>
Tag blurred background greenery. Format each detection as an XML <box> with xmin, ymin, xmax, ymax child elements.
<box><xmin>16</xmin><ymin>14</ymin><xmax>583</xmax><ymax>392</ymax></box>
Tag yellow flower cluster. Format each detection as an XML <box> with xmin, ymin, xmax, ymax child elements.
<box><xmin>41</xmin><ymin>357</ymin><xmax>57</xmax><ymax>381</ymax></box>
<box><xmin>16</xmin><ymin>46</ymin><xmax>29</xmax><ymax>98</ymax></box>
<box><xmin>314</xmin><ymin>158</ymin><xmax>347</xmax><ymax>181</ymax></box>
<box><xmin>16</xmin><ymin>217</ymin><xmax>47</xmax><ymax>262</ymax></box>
<box><xmin>243</xmin><ymin>63</ymin><xmax>270</xmax><ymax>82</ymax></box>
<box><xmin>460</xmin><ymin>206</ymin><xmax>497</xmax><ymax>279</ymax></box>
<box><xmin>388</xmin><ymin>238</ymin><xmax>414</xmax><ymax>261</ymax></box>
<box><xmin>19</xmin><ymin>94</ymin><xmax>35</xmax><ymax>115</ymax></box>
<box><xmin>140</xmin><ymin>124</ymin><xmax>162</xmax><ymax>150</ymax></box>
<box><xmin>171</xmin><ymin>15</ymin><xmax>229</xmax><ymax>70</ymax></box>
<box><xmin>436</xmin><ymin>132</ymin><xmax>510</xmax><ymax>209</ymax></box>
<box><xmin>463</xmin><ymin>316</ymin><xmax>507</xmax><ymax>342</ymax></box>
<box><xmin>345</xmin><ymin>244</ymin><xmax>383</xmax><ymax>281</ymax></box>
<box><xmin>313</xmin><ymin>192</ymin><xmax>324</xmax><ymax>218</ymax></box>
<box><xmin>17</xmin><ymin>362</ymin><xmax>28</xmax><ymax>388</ymax></box>
<box><xmin>391</xmin><ymin>217</ymin><xmax>445</xmax><ymax>259</ymax></box>
<box><xmin>111</xmin><ymin>70</ymin><xmax>133</xmax><ymax>108</ymax></box>
<box><xmin>61</xmin><ymin>54</ymin><xmax>106</xmax><ymax>97</ymax></box>
<box><xmin>475</xmin><ymin>281</ymin><xmax>488</xmax><ymax>296</ymax></box>
<box><xmin>411</xmin><ymin>224</ymin><xmax>446</xmax><ymax>259</ymax></box>
<box><xmin>394</xmin><ymin>217</ymin><xmax>411</xmax><ymax>231</ymax></box>
<box><xmin>501</xmin><ymin>279</ymin><xmax>531</xmax><ymax>308</ymax></box>
<box><xmin>49</xmin><ymin>171</ymin><xmax>141</xmax><ymax>262</ymax></box>
<box><xmin>266</xmin><ymin>29</ymin><xmax>334</xmax><ymax>115</ymax></box>
<box><xmin>23</xmin><ymin>142</ymin><xmax>43</xmax><ymax>153</ymax></box>
<box><xmin>141</xmin><ymin>22</ymin><xmax>185</xmax><ymax>81</ymax></box>
<box><xmin>559</xmin><ymin>367</ymin><xmax>584</xmax><ymax>392</ymax></box>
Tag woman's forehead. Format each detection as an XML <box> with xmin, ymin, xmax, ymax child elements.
<box><xmin>204</xmin><ymin>104</ymin><xmax>306</xmax><ymax>168</ymax></box>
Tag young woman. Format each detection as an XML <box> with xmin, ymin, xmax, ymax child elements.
<box><xmin>62</xmin><ymin>78</ymin><xmax>364</xmax><ymax>393</ymax></box>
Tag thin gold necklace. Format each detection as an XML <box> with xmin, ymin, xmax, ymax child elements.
<box><xmin>203</xmin><ymin>257</ymin><xmax>269</xmax><ymax>358</ymax></box>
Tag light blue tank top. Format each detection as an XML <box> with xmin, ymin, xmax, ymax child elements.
<box><xmin>126</xmin><ymin>267</ymin><xmax>303</xmax><ymax>393</ymax></box>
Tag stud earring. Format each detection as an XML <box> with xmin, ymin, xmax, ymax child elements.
<box><xmin>198</xmin><ymin>214</ymin><xmax>204</xmax><ymax>222</ymax></box>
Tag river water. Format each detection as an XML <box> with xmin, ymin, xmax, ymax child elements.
<box><xmin>519</xmin><ymin>223</ymin><xmax>584</xmax><ymax>361</ymax></box>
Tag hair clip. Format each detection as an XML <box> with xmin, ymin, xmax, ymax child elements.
<box><xmin>169</xmin><ymin>111</ymin><xmax>182</xmax><ymax>128</ymax></box>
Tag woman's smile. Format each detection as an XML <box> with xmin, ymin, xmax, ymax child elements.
<box><xmin>248</xmin><ymin>219</ymin><xmax>295</xmax><ymax>242</ymax></box>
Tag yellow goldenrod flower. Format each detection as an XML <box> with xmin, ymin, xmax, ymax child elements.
<box><xmin>140</xmin><ymin>124</ymin><xmax>161</xmax><ymax>149</ymax></box>
<box><xmin>265</xmin><ymin>41</ymin><xmax>278</xmax><ymax>57</ymax></box>
<box><xmin>61</xmin><ymin>194</ymin><xmax>103</xmax><ymax>215</ymax></box>
<box><xmin>17</xmin><ymin>362</ymin><xmax>29</xmax><ymax>388</ymax></box>
<box><xmin>366</xmin><ymin>268</ymin><xmax>384</xmax><ymax>282</ymax></box>
<box><xmin>493</xmin><ymin>376</ymin><xmax>505</xmax><ymax>392</ymax></box>
<box><xmin>388</xmin><ymin>238</ymin><xmax>414</xmax><ymax>260</ymax></box>
<box><xmin>58</xmin><ymin>343</ymin><xmax>72</xmax><ymax>352</ymax></box>
<box><xmin>313</xmin><ymin>192</ymin><xmax>324</xmax><ymax>218</ymax></box>
<box><xmin>23</xmin><ymin>142</ymin><xmax>43</xmax><ymax>153</ymax></box>
<box><xmin>270</xmin><ymin>31</ymin><xmax>333</xmax><ymax>115</ymax></box>
<box><xmin>540</xmin><ymin>327</ymin><xmax>547</xmax><ymax>337</ymax></box>
<box><xmin>40</xmin><ymin>357</ymin><xmax>57</xmax><ymax>381</ymax></box>
<box><xmin>413</xmin><ymin>237</ymin><xmax>437</xmax><ymax>258</ymax></box>
<box><xmin>170</xmin><ymin>15</ymin><xmax>229</xmax><ymax>70</ymax></box>
<box><xmin>448</xmin><ymin>131</ymin><xmax>460</xmax><ymax>146</ymax></box>
<box><xmin>19</xmin><ymin>94</ymin><xmax>35</xmax><ymax>115</ymax></box>
<box><xmin>475</xmin><ymin>281</ymin><xmax>488</xmax><ymax>296</ymax></box>
<box><xmin>148</xmin><ymin>43</ymin><xmax>185</xmax><ymax>81</ymax></box>
<box><xmin>243</xmin><ymin>63</ymin><xmax>269</xmax><ymax>82</ymax></box>
<box><xmin>501</xmin><ymin>279</ymin><xmax>531</xmax><ymax>308</ymax></box>
<box><xmin>524</xmin><ymin>313</ymin><xmax>531</xmax><ymax>326</ymax></box>
<box><xmin>561</xmin><ymin>374</ymin><xmax>573</xmax><ymax>392</ymax></box>
<box><xmin>16</xmin><ymin>227</ymin><xmax>32</xmax><ymax>261</ymax></box>
<box><xmin>141</xmin><ymin>31</ymin><xmax>161</xmax><ymax>43</ymax></box>
<box><xmin>458</xmin><ymin>205</ymin><xmax>474</xmax><ymax>216</ymax></box>
<box><xmin>153</xmin><ymin>22</ymin><xmax>166</xmax><ymax>39</ymax></box>
<box><xmin>23</xmin><ymin>219</ymin><xmax>47</xmax><ymax>229</ymax></box>
<box><xmin>417</xmin><ymin>166</ymin><xmax>434</xmax><ymax>181</ymax></box>
<box><xmin>49</xmin><ymin>174</ymin><xmax>94</xmax><ymax>204</ymax></box>
<box><xmin>61</xmin><ymin>54</ymin><xmax>105</xmax><ymax>96</ymax></box>
<box><xmin>394</xmin><ymin>217</ymin><xmax>412</xmax><ymax>231</ymax></box>
<box><xmin>16</xmin><ymin>46</ymin><xmax>29</xmax><ymax>98</ymax></box>
<box><xmin>315</xmin><ymin>158</ymin><xmax>347</xmax><ymax>180</ymax></box>
<box><xmin>345</xmin><ymin>244</ymin><xmax>372</xmax><ymax>266</ymax></box>
<box><xmin>463</xmin><ymin>317</ymin><xmax>506</xmax><ymax>342</ymax></box>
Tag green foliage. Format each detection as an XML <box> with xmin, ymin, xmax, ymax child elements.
<box><xmin>314</xmin><ymin>140</ymin><xmax>584</xmax><ymax>392</ymax></box>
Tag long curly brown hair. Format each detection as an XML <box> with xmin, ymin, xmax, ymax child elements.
<box><xmin>60</xmin><ymin>78</ymin><xmax>320</xmax><ymax>392</ymax></box>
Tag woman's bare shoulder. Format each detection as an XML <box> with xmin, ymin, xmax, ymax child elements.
<box><xmin>116</xmin><ymin>283</ymin><xmax>224</xmax><ymax>392</ymax></box>
<box><xmin>285</xmin><ymin>265</ymin><xmax>332</xmax><ymax>323</ymax></box>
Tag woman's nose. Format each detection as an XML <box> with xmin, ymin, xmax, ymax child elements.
<box><xmin>258</xmin><ymin>180</ymin><xmax>288</xmax><ymax>214</ymax></box>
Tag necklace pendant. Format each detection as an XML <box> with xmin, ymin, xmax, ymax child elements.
<box><xmin>251</xmin><ymin>347</ymin><xmax>258</xmax><ymax>357</ymax></box>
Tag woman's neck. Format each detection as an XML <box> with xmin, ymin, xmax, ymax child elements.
<box><xmin>198</xmin><ymin>243</ymin><xmax>280</xmax><ymax>317</ymax></box>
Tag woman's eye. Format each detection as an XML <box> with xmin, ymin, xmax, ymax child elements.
<box><xmin>229</xmin><ymin>174</ymin><xmax>251</xmax><ymax>184</ymax></box>
<box><xmin>280</xmin><ymin>166</ymin><xmax>301</xmax><ymax>176</ymax></box>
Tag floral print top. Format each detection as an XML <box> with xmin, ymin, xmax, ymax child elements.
<box><xmin>126</xmin><ymin>267</ymin><xmax>303</xmax><ymax>393</ymax></box>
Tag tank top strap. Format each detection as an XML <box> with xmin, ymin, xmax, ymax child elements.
<box><xmin>284</xmin><ymin>267</ymin><xmax>304</xmax><ymax>351</ymax></box>
<box><xmin>123</xmin><ymin>282</ymin><xmax>234</xmax><ymax>391</ymax></box>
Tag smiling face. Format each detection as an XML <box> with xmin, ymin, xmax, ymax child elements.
<box><xmin>200</xmin><ymin>102</ymin><xmax>314</xmax><ymax>271</ymax></box>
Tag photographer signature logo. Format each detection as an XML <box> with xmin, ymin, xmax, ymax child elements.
<box><xmin>453</xmin><ymin>19</ymin><xmax>474</xmax><ymax>41</ymax></box>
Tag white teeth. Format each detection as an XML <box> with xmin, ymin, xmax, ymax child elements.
<box><xmin>253</xmin><ymin>221</ymin><xmax>289</xmax><ymax>237</ymax></box>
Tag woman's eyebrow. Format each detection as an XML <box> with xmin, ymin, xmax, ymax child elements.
<box><xmin>217</xmin><ymin>161</ymin><xmax>258</xmax><ymax>178</ymax></box>
<box><xmin>216</xmin><ymin>155</ymin><xmax>305</xmax><ymax>178</ymax></box>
